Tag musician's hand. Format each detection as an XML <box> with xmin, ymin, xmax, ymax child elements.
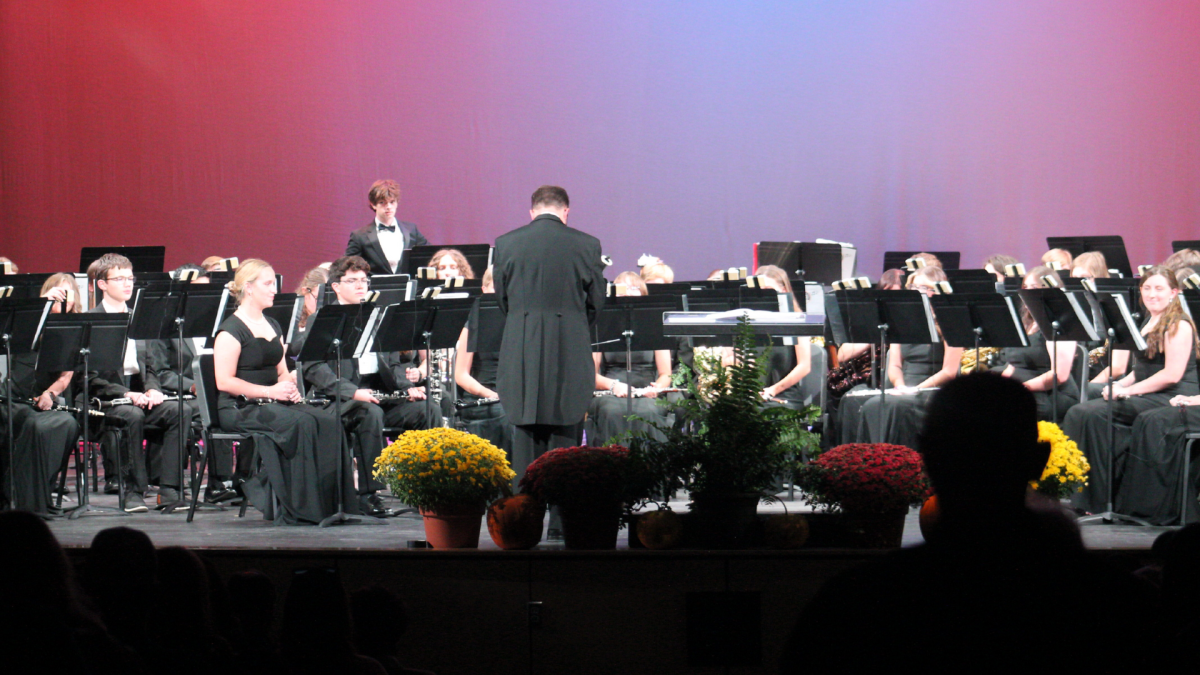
<box><xmin>761</xmin><ymin>386</ymin><xmax>778</xmax><ymax>401</ymax></box>
<box><xmin>406</xmin><ymin>367</ymin><xmax>423</xmax><ymax>383</ymax></box>
<box><xmin>128</xmin><ymin>392</ymin><xmax>150</xmax><ymax>408</ymax></box>
<box><xmin>1102</xmin><ymin>385</ymin><xmax>1128</xmax><ymax>401</ymax></box>
<box><xmin>408</xmin><ymin>386</ymin><xmax>427</xmax><ymax>401</ymax></box>
<box><xmin>641</xmin><ymin>388</ymin><xmax>659</xmax><ymax>399</ymax></box>
<box><xmin>190</xmin><ymin>383</ymin><xmax>196</xmax><ymax>395</ymax></box>
<box><xmin>267</xmin><ymin>381</ymin><xmax>298</xmax><ymax>402</ymax></box>
<box><xmin>42</xmin><ymin>286</ymin><xmax>69</xmax><ymax>304</ymax></box>
<box><xmin>35</xmin><ymin>391</ymin><xmax>54</xmax><ymax>411</ymax></box>
<box><xmin>145</xmin><ymin>389</ymin><xmax>165</xmax><ymax>407</ymax></box>
<box><xmin>353</xmin><ymin>389</ymin><xmax>381</xmax><ymax>404</ymax></box>
<box><xmin>611</xmin><ymin>381</ymin><xmax>629</xmax><ymax>398</ymax></box>
<box><xmin>482</xmin><ymin>388</ymin><xmax>498</xmax><ymax>400</ymax></box>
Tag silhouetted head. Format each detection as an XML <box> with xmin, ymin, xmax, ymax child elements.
<box><xmin>918</xmin><ymin>372</ymin><xmax>1049</xmax><ymax>514</ymax></box>
<box><xmin>0</xmin><ymin>510</ymin><xmax>76</xmax><ymax>613</ymax></box>
<box><xmin>350</xmin><ymin>585</ymin><xmax>409</xmax><ymax>657</ymax></box>
<box><xmin>84</xmin><ymin>526</ymin><xmax>158</xmax><ymax>610</ymax></box>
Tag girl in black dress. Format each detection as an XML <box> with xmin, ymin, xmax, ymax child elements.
<box><xmin>1062</xmin><ymin>266</ymin><xmax>1199</xmax><ymax>516</ymax></box>
<box><xmin>586</xmin><ymin>272</ymin><xmax>673</xmax><ymax>446</ymax></box>
<box><xmin>213</xmin><ymin>259</ymin><xmax>355</xmax><ymax>524</ymax></box>
<box><xmin>454</xmin><ymin>268</ymin><xmax>513</xmax><ymax>456</ymax></box>
<box><xmin>995</xmin><ymin>266</ymin><xmax>1079</xmax><ymax>422</ymax></box>
<box><xmin>754</xmin><ymin>266</ymin><xmax>812</xmax><ymax>405</ymax></box>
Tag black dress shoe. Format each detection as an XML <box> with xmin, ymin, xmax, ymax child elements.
<box><xmin>359</xmin><ymin>494</ymin><xmax>394</xmax><ymax>518</ymax></box>
<box><xmin>204</xmin><ymin>487</ymin><xmax>239</xmax><ymax>503</ymax></box>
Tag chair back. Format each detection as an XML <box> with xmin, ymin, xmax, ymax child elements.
<box><xmin>1075</xmin><ymin>343</ymin><xmax>1090</xmax><ymax>403</ymax></box>
<box><xmin>193</xmin><ymin>350</ymin><xmax>221</xmax><ymax>431</ymax></box>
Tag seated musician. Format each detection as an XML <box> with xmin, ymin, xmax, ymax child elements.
<box><xmin>85</xmin><ymin>254</ymin><xmax>187</xmax><ymax>513</ymax></box>
<box><xmin>0</xmin><ymin>274</ymin><xmax>80</xmax><ymax>515</ymax></box>
<box><xmin>297</xmin><ymin>255</ymin><xmax>427</xmax><ymax>518</ymax></box>
<box><xmin>754</xmin><ymin>265</ymin><xmax>812</xmax><ymax>406</ymax></box>
<box><xmin>994</xmin><ymin>266</ymin><xmax>1079</xmax><ymax>422</ymax></box>
<box><xmin>586</xmin><ymin>271</ymin><xmax>673</xmax><ymax>446</ymax></box>
<box><xmin>983</xmin><ymin>254</ymin><xmax>1021</xmax><ymax>282</ymax></box>
<box><xmin>454</xmin><ymin>267</ymin><xmax>513</xmax><ymax>455</ymax></box>
<box><xmin>147</xmin><ymin>264</ymin><xmax>237</xmax><ymax>504</ymax></box>
<box><xmin>1041</xmin><ymin>248</ymin><xmax>1073</xmax><ymax>272</ymax></box>
<box><xmin>641</xmin><ymin>262</ymin><xmax>674</xmax><ymax>284</ymax></box>
<box><xmin>427</xmin><ymin>248</ymin><xmax>476</xmax><ymax>280</ymax></box>
<box><xmin>846</xmin><ymin>265</ymin><xmax>964</xmax><ymax>448</ymax></box>
<box><xmin>213</xmin><ymin>259</ymin><xmax>356</xmax><ymax>524</ymax></box>
<box><xmin>1069</xmin><ymin>252</ymin><xmax>1127</xmax><ymax>390</ymax></box>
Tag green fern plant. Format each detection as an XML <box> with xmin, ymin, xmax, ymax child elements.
<box><xmin>625</xmin><ymin>316</ymin><xmax>820</xmax><ymax>501</ymax></box>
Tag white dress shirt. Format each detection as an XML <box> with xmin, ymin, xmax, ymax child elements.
<box><xmin>376</xmin><ymin>218</ymin><xmax>406</xmax><ymax>273</ymax></box>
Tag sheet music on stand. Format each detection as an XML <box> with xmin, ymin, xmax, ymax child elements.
<box><xmin>929</xmin><ymin>292</ymin><xmax>1029</xmax><ymax>354</ymax></box>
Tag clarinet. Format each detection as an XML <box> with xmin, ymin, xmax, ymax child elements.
<box><xmin>455</xmin><ymin>396</ymin><xmax>500</xmax><ymax>410</ymax></box>
<box><xmin>92</xmin><ymin>394</ymin><xmax>196</xmax><ymax>410</ymax></box>
<box><xmin>236</xmin><ymin>395</ymin><xmax>331</xmax><ymax>407</ymax></box>
<box><xmin>370</xmin><ymin>390</ymin><xmax>411</xmax><ymax>402</ymax></box>
<box><xmin>0</xmin><ymin>396</ymin><xmax>105</xmax><ymax>417</ymax></box>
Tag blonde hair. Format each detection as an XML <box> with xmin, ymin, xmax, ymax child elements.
<box><xmin>1072</xmin><ymin>251</ymin><xmax>1108</xmax><ymax>279</ymax></box>
<box><xmin>294</xmin><ymin>266</ymin><xmax>328</xmax><ymax>327</ymax></box>
<box><xmin>39</xmin><ymin>273</ymin><xmax>80</xmax><ymax>313</ymax></box>
<box><xmin>640</xmin><ymin>263</ymin><xmax>674</xmax><ymax>284</ymax></box>
<box><xmin>426</xmin><ymin>248</ymin><xmax>475</xmax><ymax>279</ymax></box>
<box><xmin>228</xmin><ymin>259</ymin><xmax>273</xmax><ymax>304</ymax></box>
<box><xmin>613</xmin><ymin>271</ymin><xmax>649</xmax><ymax>296</ymax></box>
<box><xmin>481</xmin><ymin>265</ymin><xmax>494</xmax><ymax>290</ymax></box>
<box><xmin>1041</xmin><ymin>248</ymin><xmax>1073</xmax><ymax>270</ymax></box>
<box><xmin>907</xmin><ymin>265</ymin><xmax>948</xmax><ymax>287</ymax></box>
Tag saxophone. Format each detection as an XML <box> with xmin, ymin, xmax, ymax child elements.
<box><xmin>960</xmin><ymin>347</ymin><xmax>1001</xmax><ymax>374</ymax></box>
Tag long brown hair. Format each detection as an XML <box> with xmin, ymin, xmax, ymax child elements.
<box><xmin>294</xmin><ymin>266</ymin><xmax>328</xmax><ymax>329</ymax></box>
<box><xmin>1019</xmin><ymin>266</ymin><xmax>1061</xmax><ymax>333</ymax></box>
<box><xmin>1140</xmin><ymin>265</ymin><xmax>1199</xmax><ymax>359</ymax></box>
<box><xmin>426</xmin><ymin>248</ymin><xmax>475</xmax><ymax>279</ymax></box>
<box><xmin>39</xmin><ymin>273</ymin><xmax>80</xmax><ymax>313</ymax></box>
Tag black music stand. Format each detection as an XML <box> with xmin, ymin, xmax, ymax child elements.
<box><xmin>373</xmin><ymin>298</ymin><xmax>476</xmax><ymax>428</ymax></box>
<box><xmin>944</xmin><ymin>269</ymin><xmax>1000</xmax><ymax>294</ymax></box>
<box><xmin>882</xmin><ymin>251</ymin><xmax>961</xmax><ymax>272</ymax></box>
<box><xmin>37</xmin><ymin>313</ymin><xmax>131</xmax><ymax>518</ymax></box>
<box><xmin>1019</xmin><ymin>288</ymin><xmax>1100</xmax><ymax>423</ymax></box>
<box><xmin>129</xmin><ymin>286</ymin><xmax>226</xmax><ymax>513</ymax></box>
<box><xmin>755</xmin><ymin>242</ymin><xmax>844</xmax><ymax>285</ymax></box>
<box><xmin>0</xmin><ymin>298</ymin><xmax>53</xmax><ymax>508</ymax></box>
<box><xmin>592</xmin><ymin>295</ymin><xmax>683</xmax><ymax>420</ymax></box>
<box><xmin>1075</xmin><ymin>291</ymin><xmax>1150</xmax><ymax>526</ymax></box>
<box><xmin>1172</xmin><ymin>240</ymin><xmax>1200</xmax><ymax>253</ymax></box>
<box><xmin>467</xmin><ymin>296</ymin><xmax>505</xmax><ymax>354</ymax></box>
<box><xmin>405</xmin><ymin>244</ymin><xmax>492</xmax><ymax>278</ymax></box>
<box><xmin>296</xmin><ymin>302</ymin><xmax>383</xmax><ymax>527</ymax></box>
<box><xmin>79</xmin><ymin>246</ymin><xmax>166</xmax><ymax>274</ymax></box>
<box><xmin>1046</xmin><ymin>236</ymin><xmax>1132</xmax><ymax>278</ymax></box>
<box><xmin>827</xmin><ymin>289</ymin><xmax>938</xmax><ymax>427</ymax></box>
<box><xmin>929</xmin><ymin>293</ymin><xmax>1028</xmax><ymax>369</ymax></box>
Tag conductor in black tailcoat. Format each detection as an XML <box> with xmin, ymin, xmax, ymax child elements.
<box><xmin>345</xmin><ymin>179</ymin><xmax>429</xmax><ymax>276</ymax></box>
<box><xmin>493</xmin><ymin>185</ymin><xmax>607</xmax><ymax>483</ymax></box>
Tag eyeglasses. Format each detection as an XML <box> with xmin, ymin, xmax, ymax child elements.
<box><xmin>105</xmin><ymin>276</ymin><xmax>136</xmax><ymax>284</ymax></box>
<box><xmin>336</xmin><ymin>277</ymin><xmax>371</xmax><ymax>287</ymax></box>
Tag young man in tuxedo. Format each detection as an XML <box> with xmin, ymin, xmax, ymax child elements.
<box><xmin>297</xmin><ymin>255</ymin><xmax>428</xmax><ymax>517</ymax></box>
<box><xmin>86</xmin><ymin>253</ymin><xmax>187</xmax><ymax>512</ymax></box>
<box><xmin>345</xmin><ymin>179</ymin><xmax>429</xmax><ymax>276</ymax></box>
<box><xmin>493</xmin><ymin>186</ymin><xmax>607</xmax><ymax>485</ymax></box>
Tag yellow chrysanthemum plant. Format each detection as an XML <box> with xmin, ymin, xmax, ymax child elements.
<box><xmin>1029</xmin><ymin>421</ymin><xmax>1090</xmax><ymax>500</ymax></box>
<box><xmin>373</xmin><ymin>428</ymin><xmax>516</xmax><ymax>511</ymax></box>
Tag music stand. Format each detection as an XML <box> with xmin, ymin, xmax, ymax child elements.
<box><xmin>754</xmin><ymin>242</ymin><xmax>844</xmax><ymax>285</ymax></box>
<box><xmin>372</xmin><ymin>297</ymin><xmax>476</xmax><ymax>428</ymax></box>
<box><xmin>944</xmin><ymin>269</ymin><xmax>1000</xmax><ymax>294</ymax></box>
<box><xmin>1172</xmin><ymin>241</ymin><xmax>1200</xmax><ymax>253</ymax></box>
<box><xmin>79</xmin><ymin>246</ymin><xmax>166</xmax><ymax>274</ymax></box>
<box><xmin>1074</xmin><ymin>291</ymin><xmax>1150</xmax><ymax>526</ymax></box>
<box><xmin>296</xmin><ymin>302</ymin><xmax>382</xmax><ymax>527</ymax></box>
<box><xmin>929</xmin><ymin>293</ymin><xmax>1028</xmax><ymax>369</ymax></box>
<box><xmin>592</xmin><ymin>295</ymin><xmax>683</xmax><ymax>420</ymax></box>
<box><xmin>1019</xmin><ymin>288</ymin><xmax>1100</xmax><ymax>423</ymax></box>
<box><xmin>827</xmin><ymin>289</ymin><xmax>938</xmax><ymax>427</ymax></box>
<box><xmin>1046</xmin><ymin>236</ymin><xmax>1133</xmax><ymax>278</ymax></box>
<box><xmin>37</xmin><ymin>313</ymin><xmax>131</xmax><ymax>518</ymax></box>
<box><xmin>0</xmin><ymin>298</ymin><xmax>53</xmax><ymax>507</ymax></box>
<box><xmin>128</xmin><ymin>286</ymin><xmax>226</xmax><ymax>513</ymax></box>
<box><xmin>882</xmin><ymin>251</ymin><xmax>961</xmax><ymax>272</ymax></box>
<box><xmin>405</xmin><ymin>244</ymin><xmax>493</xmax><ymax>279</ymax></box>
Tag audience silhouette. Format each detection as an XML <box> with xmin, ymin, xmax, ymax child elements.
<box><xmin>781</xmin><ymin>372</ymin><xmax>1157</xmax><ymax>672</ymax></box>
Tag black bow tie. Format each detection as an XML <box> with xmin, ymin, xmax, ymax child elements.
<box><xmin>377</xmin><ymin>223</ymin><xmax>396</xmax><ymax>233</ymax></box>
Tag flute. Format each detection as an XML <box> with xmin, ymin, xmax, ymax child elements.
<box><xmin>592</xmin><ymin>386</ymin><xmax>683</xmax><ymax>399</ymax></box>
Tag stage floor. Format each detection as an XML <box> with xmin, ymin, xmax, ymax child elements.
<box><xmin>43</xmin><ymin>488</ymin><xmax>1171</xmax><ymax>552</ymax></box>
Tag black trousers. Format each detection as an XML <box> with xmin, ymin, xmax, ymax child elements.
<box><xmin>99</xmin><ymin>400</ymin><xmax>185</xmax><ymax>493</ymax></box>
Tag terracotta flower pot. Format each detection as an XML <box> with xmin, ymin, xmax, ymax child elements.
<box><xmin>487</xmin><ymin>494</ymin><xmax>546</xmax><ymax>550</ymax></box>
<box><xmin>840</xmin><ymin>510</ymin><xmax>907</xmax><ymax>548</ymax></box>
<box><xmin>636</xmin><ymin>510</ymin><xmax>684</xmax><ymax>550</ymax></box>
<box><xmin>420</xmin><ymin>504</ymin><xmax>486</xmax><ymax>549</ymax></box>
<box><xmin>560</xmin><ymin>505</ymin><xmax>622</xmax><ymax>550</ymax></box>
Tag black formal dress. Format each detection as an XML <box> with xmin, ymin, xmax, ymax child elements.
<box><xmin>836</xmin><ymin>342</ymin><xmax>943</xmax><ymax>447</ymax></box>
<box><xmin>585</xmin><ymin>350</ymin><xmax>670</xmax><ymax>447</ymax></box>
<box><xmin>1123</xmin><ymin>403</ymin><xmax>1200</xmax><ymax>525</ymax></box>
<box><xmin>345</xmin><ymin>220</ymin><xmax>428</xmax><ymax>276</ymax></box>
<box><xmin>493</xmin><ymin>213</ymin><xmax>606</xmax><ymax>479</ymax></box>
<box><xmin>84</xmin><ymin>306</ymin><xmax>186</xmax><ymax>495</ymax></box>
<box><xmin>0</xmin><ymin>352</ymin><xmax>78</xmax><ymax>514</ymax></box>
<box><xmin>996</xmin><ymin>329</ymin><xmax>1079</xmax><ymax>422</ymax></box>
<box><xmin>1063</xmin><ymin>341</ymin><xmax>1199</xmax><ymax>515</ymax></box>
<box><xmin>216</xmin><ymin>316</ymin><xmax>357</xmax><ymax>524</ymax></box>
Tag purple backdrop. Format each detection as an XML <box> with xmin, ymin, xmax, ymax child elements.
<box><xmin>3</xmin><ymin>1</ymin><xmax>1199</xmax><ymax>284</ymax></box>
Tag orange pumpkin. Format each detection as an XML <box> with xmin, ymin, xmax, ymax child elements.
<box><xmin>918</xmin><ymin>494</ymin><xmax>941</xmax><ymax>541</ymax></box>
<box><xmin>763</xmin><ymin>513</ymin><xmax>810</xmax><ymax>549</ymax></box>
<box><xmin>487</xmin><ymin>494</ymin><xmax>546</xmax><ymax>550</ymax></box>
<box><xmin>636</xmin><ymin>510</ymin><xmax>684</xmax><ymax>550</ymax></box>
